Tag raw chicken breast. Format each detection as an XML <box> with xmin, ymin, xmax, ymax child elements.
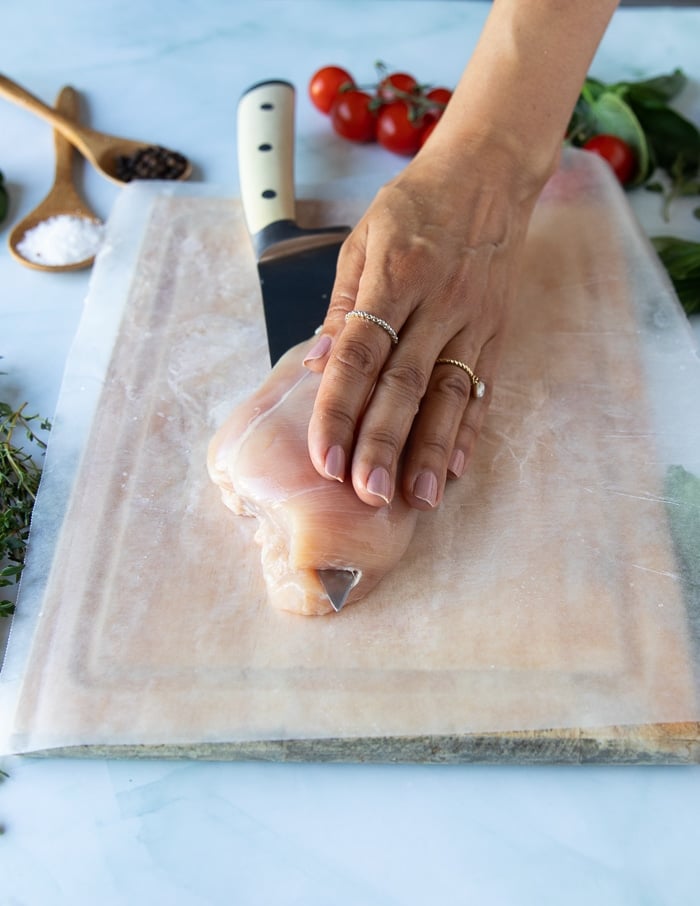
<box><xmin>207</xmin><ymin>337</ymin><xmax>418</xmax><ymax>615</ymax></box>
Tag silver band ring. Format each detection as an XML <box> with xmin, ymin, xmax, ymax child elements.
<box><xmin>435</xmin><ymin>357</ymin><xmax>487</xmax><ymax>399</ymax></box>
<box><xmin>344</xmin><ymin>310</ymin><xmax>399</xmax><ymax>345</ymax></box>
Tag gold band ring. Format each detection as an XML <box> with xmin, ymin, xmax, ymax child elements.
<box><xmin>435</xmin><ymin>357</ymin><xmax>487</xmax><ymax>399</ymax></box>
<box><xmin>344</xmin><ymin>310</ymin><xmax>399</xmax><ymax>345</ymax></box>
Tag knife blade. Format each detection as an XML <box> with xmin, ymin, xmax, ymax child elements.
<box><xmin>238</xmin><ymin>80</ymin><xmax>357</xmax><ymax>612</ymax></box>
<box><xmin>237</xmin><ymin>79</ymin><xmax>351</xmax><ymax>366</ymax></box>
<box><xmin>316</xmin><ymin>567</ymin><xmax>361</xmax><ymax>612</ymax></box>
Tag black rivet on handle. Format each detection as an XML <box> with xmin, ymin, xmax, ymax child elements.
<box><xmin>260</xmin><ymin>102</ymin><xmax>274</xmax><ymax>110</ymax></box>
<box><xmin>258</xmin><ymin>143</ymin><xmax>272</xmax><ymax>151</ymax></box>
<box><xmin>262</xmin><ymin>189</ymin><xmax>277</xmax><ymax>199</ymax></box>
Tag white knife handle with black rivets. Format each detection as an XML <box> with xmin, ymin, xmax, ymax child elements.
<box><xmin>237</xmin><ymin>80</ymin><xmax>296</xmax><ymax>249</ymax></box>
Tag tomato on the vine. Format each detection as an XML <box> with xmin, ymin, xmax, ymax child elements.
<box><xmin>309</xmin><ymin>62</ymin><xmax>455</xmax><ymax>157</ymax></box>
<box><xmin>419</xmin><ymin>119</ymin><xmax>438</xmax><ymax>148</ymax></box>
<box><xmin>376</xmin><ymin>101</ymin><xmax>425</xmax><ymax>156</ymax></box>
<box><xmin>330</xmin><ymin>90</ymin><xmax>377</xmax><ymax>142</ymax></box>
<box><xmin>582</xmin><ymin>134</ymin><xmax>636</xmax><ymax>185</ymax></box>
<box><xmin>378</xmin><ymin>71</ymin><xmax>418</xmax><ymax>102</ymax></box>
<box><xmin>309</xmin><ymin>65</ymin><xmax>354</xmax><ymax>114</ymax></box>
<box><xmin>424</xmin><ymin>86</ymin><xmax>452</xmax><ymax>122</ymax></box>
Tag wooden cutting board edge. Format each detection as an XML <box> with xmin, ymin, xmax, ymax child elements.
<box><xmin>26</xmin><ymin>721</ymin><xmax>700</xmax><ymax>764</ymax></box>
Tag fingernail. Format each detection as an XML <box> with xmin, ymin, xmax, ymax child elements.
<box><xmin>303</xmin><ymin>334</ymin><xmax>332</xmax><ymax>366</ymax></box>
<box><xmin>324</xmin><ymin>445</ymin><xmax>345</xmax><ymax>482</ymax></box>
<box><xmin>366</xmin><ymin>466</ymin><xmax>392</xmax><ymax>505</ymax></box>
<box><xmin>413</xmin><ymin>470</ymin><xmax>438</xmax><ymax>507</ymax></box>
<box><xmin>447</xmin><ymin>448</ymin><xmax>465</xmax><ymax>479</ymax></box>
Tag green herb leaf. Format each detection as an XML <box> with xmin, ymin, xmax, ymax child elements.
<box><xmin>651</xmin><ymin>236</ymin><xmax>700</xmax><ymax>315</ymax></box>
<box><xmin>0</xmin><ymin>392</ymin><xmax>50</xmax><ymax>617</ymax></box>
<box><xmin>618</xmin><ymin>68</ymin><xmax>687</xmax><ymax>105</ymax></box>
<box><xmin>629</xmin><ymin>102</ymin><xmax>700</xmax><ymax>177</ymax></box>
<box><xmin>0</xmin><ymin>170</ymin><xmax>8</xmax><ymax>224</ymax></box>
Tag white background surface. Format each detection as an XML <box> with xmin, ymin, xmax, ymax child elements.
<box><xmin>1</xmin><ymin>2</ymin><xmax>700</xmax><ymax>903</ymax></box>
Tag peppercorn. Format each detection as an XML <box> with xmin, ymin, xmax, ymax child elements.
<box><xmin>115</xmin><ymin>145</ymin><xmax>189</xmax><ymax>182</ymax></box>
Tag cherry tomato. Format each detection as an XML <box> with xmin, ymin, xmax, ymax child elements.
<box><xmin>419</xmin><ymin>119</ymin><xmax>438</xmax><ymax>148</ymax></box>
<box><xmin>309</xmin><ymin>65</ymin><xmax>354</xmax><ymax>114</ymax></box>
<box><xmin>424</xmin><ymin>86</ymin><xmax>452</xmax><ymax>122</ymax></box>
<box><xmin>582</xmin><ymin>134</ymin><xmax>636</xmax><ymax>185</ymax></box>
<box><xmin>330</xmin><ymin>90</ymin><xmax>377</xmax><ymax>142</ymax></box>
<box><xmin>378</xmin><ymin>71</ymin><xmax>418</xmax><ymax>102</ymax></box>
<box><xmin>376</xmin><ymin>100</ymin><xmax>425</xmax><ymax>156</ymax></box>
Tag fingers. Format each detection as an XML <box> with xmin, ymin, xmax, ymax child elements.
<box><xmin>308</xmin><ymin>303</ymin><xmax>493</xmax><ymax>510</ymax></box>
<box><xmin>342</xmin><ymin>328</ymin><xmax>438</xmax><ymax>507</ymax></box>
<box><xmin>307</xmin><ymin>305</ymin><xmax>413</xmax><ymax>499</ymax></box>
<box><xmin>401</xmin><ymin>335</ymin><xmax>500</xmax><ymax>510</ymax></box>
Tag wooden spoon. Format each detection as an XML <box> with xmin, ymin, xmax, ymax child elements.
<box><xmin>0</xmin><ymin>73</ymin><xmax>192</xmax><ymax>185</ymax></box>
<box><xmin>9</xmin><ymin>86</ymin><xmax>104</xmax><ymax>271</ymax></box>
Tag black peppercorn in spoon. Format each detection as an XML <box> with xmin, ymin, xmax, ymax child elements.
<box><xmin>0</xmin><ymin>73</ymin><xmax>192</xmax><ymax>186</ymax></box>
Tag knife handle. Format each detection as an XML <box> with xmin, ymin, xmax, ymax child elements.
<box><xmin>237</xmin><ymin>80</ymin><xmax>296</xmax><ymax>243</ymax></box>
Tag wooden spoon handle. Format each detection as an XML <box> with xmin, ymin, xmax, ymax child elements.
<box><xmin>0</xmin><ymin>73</ymin><xmax>91</xmax><ymax>156</ymax></box>
<box><xmin>53</xmin><ymin>86</ymin><xmax>80</xmax><ymax>189</ymax></box>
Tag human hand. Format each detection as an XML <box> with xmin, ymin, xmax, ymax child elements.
<box><xmin>304</xmin><ymin>147</ymin><xmax>543</xmax><ymax>510</ymax></box>
<box><xmin>299</xmin><ymin>0</ymin><xmax>615</xmax><ymax>512</ymax></box>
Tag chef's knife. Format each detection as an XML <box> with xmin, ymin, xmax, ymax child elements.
<box><xmin>237</xmin><ymin>79</ymin><xmax>356</xmax><ymax>613</ymax></box>
<box><xmin>237</xmin><ymin>79</ymin><xmax>351</xmax><ymax>366</ymax></box>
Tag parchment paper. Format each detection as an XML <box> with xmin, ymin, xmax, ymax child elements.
<box><xmin>2</xmin><ymin>149</ymin><xmax>699</xmax><ymax>759</ymax></box>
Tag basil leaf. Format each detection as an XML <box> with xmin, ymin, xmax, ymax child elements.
<box><xmin>619</xmin><ymin>68</ymin><xmax>687</xmax><ymax>105</ymax></box>
<box><xmin>629</xmin><ymin>103</ymin><xmax>700</xmax><ymax>177</ymax></box>
<box><xmin>671</xmin><ymin>279</ymin><xmax>700</xmax><ymax>314</ymax></box>
<box><xmin>652</xmin><ymin>236</ymin><xmax>700</xmax><ymax>273</ymax></box>
<box><xmin>651</xmin><ymin>236</ymin><xmax>700</xmax><ymax>315</ymax></box>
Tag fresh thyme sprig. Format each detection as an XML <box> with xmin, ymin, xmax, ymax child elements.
<box><xmin>0</xmin><ymin>395</ymin><xmax>50</xmax><ymax>617</ymax></box>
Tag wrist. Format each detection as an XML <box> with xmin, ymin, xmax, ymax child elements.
<box><xmin>426</xmin><ymin>0</ymin><xmax>619</xmax><ymax>201</ymax></box>
<box><xmin>415</xmin><ymin>121</ymin><xmax>558</xmax><ymax>214</ymax></box>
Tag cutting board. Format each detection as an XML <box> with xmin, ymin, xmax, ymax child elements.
<box><xmin>3</xmin><ymin>149</ymin><xmax>700</xmax><ymax>762</ymax></box>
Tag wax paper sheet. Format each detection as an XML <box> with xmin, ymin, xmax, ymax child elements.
<box><xmin>2</xmin><ymin>149</ymin><xmax>699</xmax><ymax>761</ymax></box>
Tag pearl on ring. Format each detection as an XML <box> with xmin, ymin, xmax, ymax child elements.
<box><xmin>435</xmin><ymin>357</ymin><xmax>486</xmax><ymax>399</ymax></box>
<box><xmin>344</xmin><ymin>310</ymin><xmax>399</xmax><ymax>345</ymax></box>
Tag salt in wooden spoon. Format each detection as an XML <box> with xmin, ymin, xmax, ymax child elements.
<box><xmin>0</xmin><ymin>73</ymin><xmax>191</xmax><ymax>186</ymax></box>
<box><xmin>9</xmin><ymin>86</ymin><xmax>105</xmax><ymax>272</ymax></box>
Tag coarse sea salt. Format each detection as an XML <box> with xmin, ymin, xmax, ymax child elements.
<box><xmin>17</xmin><ymin>214</ymin><xmax>105</xmax><ymax>266</ymax></box>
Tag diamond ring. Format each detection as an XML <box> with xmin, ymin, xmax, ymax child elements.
<box><xmin>344</xmin><ymin>310</ymin><xmax>399</xmax><ymax>345</ymax></box>
<box><xmin>435</xmin><ymin>357</ymin><xmax>486</xmax><ymax>399</ymax></box>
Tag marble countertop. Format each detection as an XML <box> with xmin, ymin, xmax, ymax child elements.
<box><xmin>1</xmin><ymin>2</ymin><xmax>700</xmax><ymax>903</ymax></box>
